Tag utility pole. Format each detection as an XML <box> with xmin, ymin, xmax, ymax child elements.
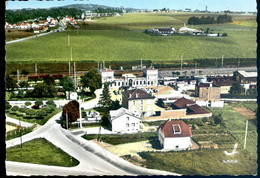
<box><xmin>79</xmin><ymin>96</ymin><xmax>82</xmax><ymax>129</ymax></box>
<box><xmin>66</xmin><ymin>112</ymin><xmax>68</xmax><ymax>129</ymax></box>
<box><xmin>68</xmin><ymin>34</ymin><xmax>70</xmax><ymax>46</ymax></box>
<box><xmin>69</xmin><ymin>47</ymin><xmax>72</xmax><ymax>76</ymax></box>
<box><xmin>181</xmin><ymin>56</ymin><xmax>183</xmax><ymax>70</ymax></box>
<box><xmin>222</xmin><ymin>55</ymin><xmax>224</xmax><ymax>68</ymax></box>
<box><xmin>35</xmin><ymin>63</ymin><xmax>37</xmax><ymax>75</ymax></box>
<box><xmin>74</xmin><ymin>62</ymin><xmax>77</xmax><ymax>90</ymax></box>
<box><xmin>19</xmin><ymin>118</ymin><xmax>22</xmax><ymax>149</ymax></box>
<box><xmin>244</xmin><ymin>119</ymin><xmax>248</xmax><ymax>149</ymax></box>
<box><xmin>17</xmin><ymin>70</ymin><xmax>19</xmax><ymax>82</ymax></box>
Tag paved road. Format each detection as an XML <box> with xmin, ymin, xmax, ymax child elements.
<box><xmin>6</xmin><ymin>26</ymin><xmax>65</xmax><ymax>45</ymax></box>
<box><xmin>6</xmin><ymin>89</ymin><xmax>179</xmax><ymax>176</ymax></box>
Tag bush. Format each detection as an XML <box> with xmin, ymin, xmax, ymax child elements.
<box><xmin>49</xmin><ymin>104</ymin><xmax>56</xmax><ymax>111</ymax></box>
<box><xmin>11</xmin><ymin>106</ymin><xmax>19</xmax><ymax>111</ymax></box>
<box><xmin>26</xmin><ymin>109</ymin><xmax>36</xmax><ymax>116</ymax></box>
<box><xmin>25</xmin><ymin>101</ymin><xmax>31</xmax><ymax>106</ymax></box>
<box><xmin>46</xmin><ymin>100</ymin><xmax>54</xmax><ymax>105</ymax></box>
<box><xmin>37</xmin><ymin>110</ymin><xmax>47</xmax><ymax>117</ymax></box>
<box><xmin>42</xmin><ymin>106</ymin><xmax>52</xmax><ymax>113</ymax></box>
<box><xmin>5</xmin><ymin>101</ymin><xmax>12</xmax><ymax>110</ymax></box>
<box><xmin>21</xmin><ymin>69</ymin><xmax>29</xmax><ymax>75</ymax></box>
<box><xmin>18</xmin><ymin>107</ymin><xmax>26</xmax><ymax>113</ymax></box>
<box><xmin>35</xmin><ymin>100</ymin><xmax>43</xmax><ymax>106</ymax></box>
<box><xmin>222</xmin><ymin>33</ymin><xmax>227</xmax><ymax>37</ymax></box>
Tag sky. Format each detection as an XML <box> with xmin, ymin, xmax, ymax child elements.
<box><xmin>6</xmin><ymin>0</ymin><xmax>257</xmax><ymax>12</ymax></box>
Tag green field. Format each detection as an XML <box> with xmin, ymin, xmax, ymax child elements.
<box><xmin>138</xmin><ymin>149</ymin><xmax>257</xmax><ymax>175</ymax></box>
<box><xmin>5</xmin><ymin>12</ymin><xmax>256</xmax><ymax>63</ymax></box>
<box><xmin>209</xmin><ymin>102</ymin><xmax>258</xmax><ymax>158</ymax></box>
<box><xmin>6</xmin><ymin>138</ymin><xmax>79</xmax><ymax>167</ymax></box>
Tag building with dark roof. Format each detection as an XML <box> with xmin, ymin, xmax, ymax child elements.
<box><xmin>147</xmin><ymin>27</ymin><xmax>177</xmax><ymax>35</ymax></box>
<box><xmin>158</xmin><ymin>120</ymin><xmax>192</xmax><ymax>150</ymax></box>
<box><xmin>122</xmin><ymin>88</ymin><xmax>155</xmax><ymax>118</ymax></box>
<box><xmin>195</xmin><ymin>82</ymin><xmax>221</xmax><ymax>101</ymax></box>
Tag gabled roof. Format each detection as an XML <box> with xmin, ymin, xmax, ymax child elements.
<box><xmin>186</xmin><ymin>104</ymin><xmax>210</xmax><ymax>115</ymax></box>
<box><xmin>171</xmin><ymin>97</ymin><xmax>195</xmax><ymax>109</ymax></box>
<box><xmin>123</xmin><ymin>89</ymin><xmax>155</xmax><ymax>100</ymax></box>
<box><xmin>158</xmin><ymin>120</ymin><xmax>191</xmax><ymax>138</ymax></box>
<box><xmin>110</xmin><ymin>107</ymin><xmax>140</xmax><ymax>120</ymax></box>
<box><xmin>147</xmin><ymin>66</ymin><xmax>156</xmax><ymax>70</ymax></box>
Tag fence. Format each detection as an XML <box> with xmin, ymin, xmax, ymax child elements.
<box><xmin>5</xmin><ymin>124</ymin><xmax>37</xmax><ymax>141</ymax></box>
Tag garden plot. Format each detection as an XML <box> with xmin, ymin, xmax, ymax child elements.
<box><xmin>233</xmin><ymin>107</ymin><xmax>256</xmax><ymax>120</ymax></box>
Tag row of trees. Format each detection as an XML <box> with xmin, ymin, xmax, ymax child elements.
<box><xmin>187</xmin><ymin>14</ymin><xmax>232</xmax><ymax>25</ymax></box>
<box><xmin>94</xmin><ymin>8</ymin><xmax>123</xmax><ymax>13</ymax></box>
<box><xmin>6</xmin><ymin>8</ymin><xmax>83</xmax><ymax>24</ymax></box>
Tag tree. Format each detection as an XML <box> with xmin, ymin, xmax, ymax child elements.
<box><xmin>31</xmin><ymin>83</ymin><xmax>56</xmax><ymax>98</ymax></box>
<box><xmin>60</xmin><ymin>76</ymin><xmax>75</xmax><ymax>92</ymax></box>
<box><xmin>230</xmin><ymin>83</ymin><xmax>245</xmax><ymax>94</ymax></box>
<box><xmin>42</xmin><ymin>106</ymin><xmax>52</xmax><ymax>113</ymax></box>
<box><xmin>222</xmin><ymin>33</ymin><xmax>228</xmax><ymax>37</ymax></box>
<box><xmin>43</xmin><ymin>75</ymin><xmax>55</xmax><ymax>86</ymax></box>
<box><xmin>80</xmin><ymin>68</ymin><xmax>101</xmax><ymax>94</ymax></box>
<box><xmin>19</xmin><ymin>81</ymin><xmax>29</xmax><ymax>88</ymax></box>
<box><xmin>61</xmin><ymin>100</ymin><xmax>80</xmax><ymax>128</ymax></box>
<box><xmin>98</xmin><ymin>83</ymin><xmax>112</xmax><ymax>107</ymax></box>
<box><xmin>110</xmin><ymin>100</ymin><xmax>121</xmax><ymax>110</ymax></box>
<box><xmin>21</xmin><ymin>69</ymin><xmax>29</xmax><ymax>75</ymax></box>
<box><xmin>17</xmin><ymin>90</ymin><xmax>25</xmax><ymax>98</ymax></box>
<box><xmin>6</xmin><ymin>75</ymin><xmax>17</xmax><ymax>91</ymax></box>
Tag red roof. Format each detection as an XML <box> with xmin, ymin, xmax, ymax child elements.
<box><xmin>123</xmin><ymin>89</ymin><xmax>155</xmax><ymax>100</ymax></box>
<box><xmin>158</xmin><ymin>120</ymin><xmax>191</xmax><ymax>138</ymax></box>
<box><xmin>171</xmin><ymin>98</ymin><xmax>195</xmax><ymax>109</ymax></box>
<box><xmin>186</xmin><ymin>104</ymin><xmax>210</xmax><ymax>115</ymax></box>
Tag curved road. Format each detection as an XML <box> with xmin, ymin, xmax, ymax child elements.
<box><xmin>6</xmin><ymin>89</ymin><xmax>180</xmax><ymax>176</ymax></box>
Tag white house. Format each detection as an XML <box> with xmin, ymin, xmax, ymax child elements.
<box><xmin>158</xmin><ymin>120</ymin><xmax>192</xmax><ymax>150</ymax></box>
<box><xmin>109</xmin><ymin>107</ymin><xmax>141</xmax><ymax>133</ymax></box>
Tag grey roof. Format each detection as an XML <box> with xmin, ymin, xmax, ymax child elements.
<box><xmin>109</xmin><ymin>107</ymin><xmax>140</xmax><ymax>121</ymax></box>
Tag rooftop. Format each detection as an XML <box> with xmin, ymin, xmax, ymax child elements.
<box><xmin>171</xmin><ymin>97</ymin><xmax>195</xmax><ymax>109</ymax></box>
<box><xmin>238</xmin><ymin>71</ymin><xmax>257</xmax><ymax>78</ymax></box>
<box><xmin>110</xmin><ymin>107</ymin><xmax>140</xmax><ymax>120</ymax></box>
<box><xmin>158</xmin><ymin>120</ymin><xmax>191</xmax><ymax>138</ymax></box>
<box><xmin>123</xmin><ymin>88</ymin><xmax>155</xmax><ymax>100</ymax></box>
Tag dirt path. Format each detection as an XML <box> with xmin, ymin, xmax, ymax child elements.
<box><xmin>233</xmin><ymin>107</ymin><xmax>256</xmax><ymax>120</ymax></box>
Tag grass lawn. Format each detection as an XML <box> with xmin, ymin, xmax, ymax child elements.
<box><xmin>6</xmin><ymin>108</ymin><xmax>61</xmax><ymax>125</ymax></box>
<box><xmin>138</xmin><ymin>149</ymin><xmax>257</xmax><ymax>175</ymax></box>
<box><xmin>209</xmin><ymin>102</ymin><xmax>257</xmax><ymax>158</ymax></box>
<box><xmin>6</xmin><ymin>138</ymin><xmax>79</xmax><ymax>167</ymax></box>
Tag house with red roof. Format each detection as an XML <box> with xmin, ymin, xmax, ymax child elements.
<box><xmin>158</xmin><ymin>120</ymin><xmax>192</xmax><ymax>150</ymax></box>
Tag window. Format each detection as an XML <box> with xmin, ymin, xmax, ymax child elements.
<box><xmin>126</xmin><ymin>117</ymin><xmax>130</xmax><ymax>121</ymax></box>
<box><xmin>175</xmin><ymin>145</ymin><xmax>179</xmax><ymax>149</ymax></box>
<box><xmin>140</xmin><ymin>81</ymin><xmax>142</xmax><ymax>85</ymax></box>
<box><xmin>133</xmin><ymin>101</ymin><xmax>135</xmax><ymax>105</ymax></box>
<box><xmin>140</xmin><ymin>106</ymin><xmax>143</xmax><ymax>110</ymax></box>
<box><xmin>122</xmin><ymin>82</ymin><xmax>124</xmax><ymax>86</ymax></box>
<box><xmin>118</xmin><ymin>82</ymin><xmax>120</xmax><ymax>86</ymax></box>
<box><xmin>141</xmin><ymin>100</ymin><xmax>143</xmax><ymax>104</ymax></box>
<box><xmin>148</xmin><ymin>81</ymin><xmax>150</xmax><ymax>85</ymax></box>
<box><xmin>136</xmin><ymin>81</ymin><xmax>139</xmax><ymax>85</ymax></box>
<box><xmin>115</xmin><ymin>82</ymin><xmax>117</xmax><ymax>86</ymax></box>
<box><xmin>126</xmin><ymin>123</ymin><xmax>129</xmax><ymax>127</ymax></box>
<box><xmin>144</xmin><ymin>81</ymin><xmax>146</xmax><ymax>84</ymax></box>
<box><xmin>132</xmin><ymin>123</ymin><xmax>135</xmax><ymax>127</ymax></box>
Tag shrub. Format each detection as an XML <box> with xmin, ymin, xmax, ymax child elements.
<box><xmin>18</xmin><ymin>107</ymin><xmax>26</xmax><ymax>113</ymax></box>
<box><xmin>49</xmin><ymin>104</ymin><xmax>56</xmax><ymax>111</ymax></box>
<box><xmin>25</xmin><ymin>101</ymin><xmax>31</xmax><ymax>106</ymax></box>
<box><xmin>46</xmin><ymin>100</ymin><xmax>54</xmax><ymax>105</ymax></box>
<box><xmin>21</xmin><ymin>69</ymin><xmax>29</xmax><ymax>75</ymax></box>
<box><xmin>26</xmin><ymin>109</ymin><xmax>36</xmax><ymax>116</ymax></box>
<box><xmin>35</xmin><ymin>100</ymin><xmax>43</xmax><ymax>106</ymax></box>
<box><xmin>222</xmin><ymin>33</ymin><xmax>227</xmax><ymax>36</ymax></box>
<box><xmin>5</xmin><ymin>101</ymin><xmax>12</xmax><ymax>110</ymax></box>
<box><xmin>37</xmin><ymin>110</ymin><xmax>47</xmax><ymax>117</ymax></box>
<box><xmin>11</xmin><ymin>106</ymin><xmax>19</xmax><ymax>111</ymax></box>
<box><xmin>42</xmin><ymin>106</ymin><xmax>52</xmax><ymax>113</ymax></box>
